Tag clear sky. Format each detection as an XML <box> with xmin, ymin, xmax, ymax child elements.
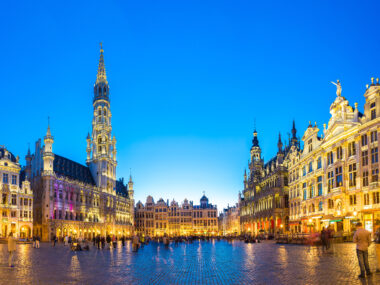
<box><xmin>2</xmin><ymin>0</ymin><xmax>380</xmax><ymax>211</ymax></box>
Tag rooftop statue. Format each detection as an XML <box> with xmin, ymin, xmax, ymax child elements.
<box><xmin>331</xmin><ymin>79</ymin><xmax>342</xmax><ymax>97</ymax></box>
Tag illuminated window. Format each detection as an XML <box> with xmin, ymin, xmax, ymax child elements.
<box><xmin>336</xmin><ymin>146</ymin><xmax>343</xmax><ymax>160</ymax></box>
<box><xmin>364</xmin><ymin>193</ymin><xmax>370</xmax><ymax>205</ymax></box>
<box><xmin>2</xmin><ymin>173</ymin><xmax>8</xmax><ymax>184</ymax></box>
<box><xmin>349</xmin><ymin>164</ymin><xmax>357</xmax><ymax>187</ymax></box>
<box><xmin>335</xmin><ymin>166</ymin><xmax>342</xmax><ymax>187</ymax></box>
<box><xmin>11</xmin><ymin>175</ymin><xmax>17</xmax><ymax>185</ymax></box>
<box><xmin>362</xmin><ymin>134</ymin><xmax>368</xmax><ymax>146</ymax></box>
<box><xmin>348</xmin><ymin>142</ymin><xmax>356</xmax><ymax>157</ymax></box>
<box><xmin>363</xmin><ymin>171</ymin><xmax>369</xmax><ymax>187</ymax></box>
<box><xmin>349</xmin><ymin>194</ymin><xmax>357</xmax><ymax>205</ymax></box>
<box><xmin>371</xmin><ymin>131</ymin><xmax>378</xmax><ymax>143</ymax></box>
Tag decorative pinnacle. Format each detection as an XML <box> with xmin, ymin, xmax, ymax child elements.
<box><xmin>96</xmin><ymin>42</ymin><xmax>107</xmax><ymax>84</ymax></box>
<box><xmin>46</xmin><ymin>116</ymin><xmax>52</xmax><ymax>137</ymax></box>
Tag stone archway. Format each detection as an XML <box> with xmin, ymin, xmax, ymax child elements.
<box><xmin>20</xmin><ymin>225</ymin><xmax>31</xmax><ymax>238</ymax></box>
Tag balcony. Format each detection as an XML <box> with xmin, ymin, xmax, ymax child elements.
<box><xmin>370</xmin><ymin>182</ymin><xmax>379</xmax><ymax>189</ymax></box>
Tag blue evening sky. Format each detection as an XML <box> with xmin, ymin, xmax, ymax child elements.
<box><xmin>1</xmin><ymin>0</ymin><xmax>379</xmax><ymax>210</ymax></box>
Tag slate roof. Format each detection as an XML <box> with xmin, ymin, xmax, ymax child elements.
<box><xmin>0</xmin><ymin>147</ymin><xmax>17</xmax><ymax>162</ymax></box>
<box><xmin>53</xmin><ymin>154</ymin><xmax>96</xmax><ymax>186</ymax></box>
<box><xmin>116</xmin><ymin>178</ymin><xmax>129</xmax><ymax>198</ymax></box>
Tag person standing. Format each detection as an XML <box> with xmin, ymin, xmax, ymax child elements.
<box><xmin>375</xmin><ymin>227</ymin><xmax>380</xmax><ymax>273</ymax></box>
<box><xmin>321</xmin><ymin>228</ymin><xmax>328</xmax><ymax>251</ymax></box>
<box><xmin>353</xmin><ymin>222</ymin><xmax>372</xmax><ymax>278</ymax></box>
<box><xmin>8</xmin><ymin>232</ymin><xmax>16</xmax><ymax>267</ymax></box>
<box><xmin>32</xmin><ymin>235</ymin><xmax>36</xmax><ymax>248</ymax></box>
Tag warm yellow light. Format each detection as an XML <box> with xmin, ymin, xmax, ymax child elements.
<box><xmin>353</xmin><ymin>211</ymin><xmax>357</xmax><ymax>216</ymax></box>
<box><xmin>308</xmin><ymin>219</ymin><xmax>312</xmax><ymax>223</ymax></box>
<box><xmin>280</xmin><ymin>224</ymin><xmax>283</xmax><ymax>228</ymax></box>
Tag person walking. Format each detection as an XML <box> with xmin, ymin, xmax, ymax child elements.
<box><xmin>321</xmin><ymin>228</ymin><xmax>328</xmax><ymax>251</ymax></box>
<box><xmin>353</xmin><ymin>222</ymin><xmax>372</xmax><ymax>278</ymax></box>
<box><xmin>36</xmin><ymin>235</ymin><xmax>40</xmax><ymax>248</ymax></box>
<box><xmin>8</xmin><ymin>232</ymin><xmax>17</xmax><ymax>267</ymax></box>
<box><xmin>64</xmin><ymin>235</ymin><xmax>68</xmax><ymax>246</ymax></box>
<box><xmin>132</xmin><ymin>234</ymin><xmax>140</xmax><ymax>252</ymax></box>
<box><xmin>32</xmin><ymin>235</ymin><xmax>36</xmax><ymax>248</ymax></box>
<box><xmin>374</xmin><ymin>227</ymin><xmax>380</xmax><ymax>273</ymax></box>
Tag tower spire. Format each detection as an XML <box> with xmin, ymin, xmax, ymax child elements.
<box><xmin>46</xmin><ymin>116</ymin><xmax>51</xmax><ymax>137</ymax></box>
<box><xmin>291</xmin><ymin>120</ymin><xmax>298</xmax><ymax>146</ymax></box>
<box><xmin>277</xmin><ymin>132</ymin><xmax>283</xmax><ymax>152</ymax></box>
<box><xmin>96</xmin><ymin>42</ymin><xmax>107</xmax><ymax>84</ymax></box>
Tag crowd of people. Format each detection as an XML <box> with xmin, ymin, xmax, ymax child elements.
<box><xmin>5</xmin><ymin>226</ymin><xmax>380</xmax><ymax>279</ymax></box>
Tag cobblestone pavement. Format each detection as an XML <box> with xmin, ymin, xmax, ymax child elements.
<box><xmin>1</xmin><ymin>240</ymin><xmax>380</xmax><ymax>285</ymax></box>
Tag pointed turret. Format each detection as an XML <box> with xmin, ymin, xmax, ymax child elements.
<box><xmin>43</xmin><ymin>122</ymin><xmax>54</xmax><ymax>175</ymax></box>
<box><xmin>250</xmin><ymin>128</ymin><xmax>261</xmax><ymax>162</ymax></box>
<box><xmin>25</xmin><ymin>144</ymin><xmax>32</xmax><ymax>180</ymax></box>
<box><xmin>93</xmin><ymin>43</ymin><xmax>110</xmax><ymax>102</ymax></box>
<box><xmin>128</xmin><ymin>172</ymin><xmax>134</xmax><ymax>199</ymax></box>
<box><xmin>252</xmin><ymin>129</ymin><xmax>259</xmax><ymax>147</ymax></box>
<box><xmin>277</xmin><ymin>132</ymin><xmax>283</xmax><ymax>153</ymax></box>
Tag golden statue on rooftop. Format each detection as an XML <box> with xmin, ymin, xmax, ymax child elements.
<box><xmin>331</xmin><ymin>79</ymin><xmax>342</xmax><ymax>97</ymax></box>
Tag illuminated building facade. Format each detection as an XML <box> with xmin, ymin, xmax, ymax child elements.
<box><xmin>289</xmin><ymin>79</ymin><xmax>380</xmax><ymax>234</ymax></box>
<box><xmin>135</xmin><ymin>195</ymin><xmax>218</xmax><ymax>236</ymax></box>
<box><xmin>220</xmin><ymin>202</ymin><xmax>240</xmax><ymax>235</ymax></box>
<box><xmin>29</xmin><ymin>46</ymin><xmax>134</xmax><ymax>241</ymax></box>
<box><xmin>0</xmin><ymin>146</ymin><xmax>33</xmax><ymax>238</ymax></box>
<box><xmin>240</xmin><ymin>125</ymin><xmax>296</xmax><ymax>236</ymax></box>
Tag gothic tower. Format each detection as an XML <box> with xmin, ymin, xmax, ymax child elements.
<box><xmin>87</xmin><ymin>44</ymin><xmax>117</xmax><ymax>193</ymax></box>
<box><xmin>43</xmin><ymin>123</ymin><xmax>54</xmax><ymax>175</ymax></box>
<box><xmin>249</xmin><ymin>129</ymin><xmax>263</xmax><ymax>181</ymax></box>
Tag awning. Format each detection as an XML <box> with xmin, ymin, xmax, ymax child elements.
<box><xmin>320</xmin><ymin>215</ymin><xmax>335</xmax><ymax>222</ymax></box>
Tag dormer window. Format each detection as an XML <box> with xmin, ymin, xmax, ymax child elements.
<box><xmin>371</xmin><ymin>109</ymin><xmax>376</xmax><ymax>120</ymax></box>
<box><xmin>308</xmin><ymin>139</ymin><xmax>312</xmax><ymax>152</ymax></box>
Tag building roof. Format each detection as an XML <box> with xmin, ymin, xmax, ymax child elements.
<box><xmin>53</xmin><ymin>154</ymin><xmax>96</xmax><ymax>186</ymax></box>
<box><xmin>116</xmin><ymin>178</ymin><xmax>129</xmax><ymax>198</ymax></box>
<box><xmin>0</xmin><ymin>147</ymin><xmax>17</xmax><ymax>163</ymax></box>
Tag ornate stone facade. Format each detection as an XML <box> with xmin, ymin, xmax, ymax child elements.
<box><xmin>219</xmin><ymin>202</ymin><xmax>240</xmax><ymax>235</ymax></box>
<box><xmin>240</xmin><ymin>125</ymin><xmax>298</xmax><ymax>236</ymax></box>
<box><xmin>135</xmin><ymin>195</ymin><xmax>218</xmax><ymax>236</ymax></box>
<box><xmin>0</xmin><ymin>146</ymin><xmax>33</xmax><ymax>238</ymax></box>
<box><xmin>29</xmin><ymin>46</ymin><xmax>134</xmax><ymax>241</ymax></box>
<box><xmin>289</xmin><ymin>79</ymin><xmax>380</xmax><ymax>235</ymax></box>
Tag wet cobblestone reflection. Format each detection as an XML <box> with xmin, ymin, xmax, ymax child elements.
<box><xmin>1</xmin><ymin>240</ymin><xmax>380</xmax><ymax>284</ymax></box>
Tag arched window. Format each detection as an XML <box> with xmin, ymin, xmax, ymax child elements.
<box><xmin>98</xmin><ymin>86</ymin><xmax>102</xmax><ymax>95</ymax></box>
<box><xmin>103</xmin><ymin>87</ymin><xmax>107</xmax><ymax>95</ymax></box>
<box><xmin>103</xmin><ymin>108</ymin><xmax>107</xmax><ymax>116</ymax></box>
<box><xmin>98</xmin><ymin>137</ymin><xmax>102</xmax><ymax>144</ymax></box>
<box><xmin>98</xmin><ymin>109</ymin><xmax>101</xmax><ymax>116</ymax></box>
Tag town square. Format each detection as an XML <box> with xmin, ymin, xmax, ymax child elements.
<box><xmin>1</xmin><ymin>240</ymin><xmax>380</xmax><ymax>284</ymax></box>
<box><xmin>1</xmin><ymin>0</ymin><xmax>380</xmax><ymax>284</ymax></box>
